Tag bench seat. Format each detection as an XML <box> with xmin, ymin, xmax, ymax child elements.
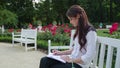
<box><xmin>14</xmin><ymin>38</ymin><xmax>35</xmax><ymax>43</ymax></box>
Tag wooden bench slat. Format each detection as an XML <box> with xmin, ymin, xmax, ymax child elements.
<box><xmin>115</xmin><ymin>47</ymin><xmax>120</xmax><ymax>68</ymax></box>
<box><xmin>98</xmin><ymin>44</ymin><xmax>106</xmax><ymax>68</ymax></box>
<box><xmin>106</xmin><ymin>46</ymin><xmax>113</xmax><ymax>68</ymax></box>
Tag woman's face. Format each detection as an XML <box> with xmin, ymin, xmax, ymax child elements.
<box><xmin>68</xmin><ymin>16</ymin><xmax>79</xmax><ymax>27</ymax></box>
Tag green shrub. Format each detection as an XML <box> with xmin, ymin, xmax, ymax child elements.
<box><xmin>0</xmin><ymin>9</ymin><xmax>18</xmax><ymax>28</ymax></box>
<box><xmin>97</xmin><ymin>29</ymin><xmax>120</xmax><ymax>39</ymax></box>
<box><xmin>109</xmin><ymin>31</ymin><xmax>120</xmax><ymax>39</ymax></box>
<box><xmin>37</xmin><ymin>39</ymin><xmax>70</xmax><ymax>50</ymax></box>
<box><xmin>37</xmin><ymin>40</ymin><xmax>48</xmax><ymax>50</ymax></box>
<box><xmin>0</xmin><ymin>33</ymin><xmax>12</xmax><ymax>42</ymax></box>
<box><xmin>37</xmin><ymin>31</ymin><xmax>53</xmax><ymax>40</ymax></box>
<box><xmin>37</xmin><ymin>31</ymin><xmax>70</xmax><ymax>45</ymax></box>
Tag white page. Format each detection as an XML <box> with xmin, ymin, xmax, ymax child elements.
<box><xmin>47</xmin><ymin>53</ymin><xmax>66</xmax><ymax>63</ymax></box>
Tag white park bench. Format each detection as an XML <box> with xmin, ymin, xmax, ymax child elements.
<box><xmin>12</xmin><ymin>29</ymin><xmax>37</xmax><ymax>51</ymax></box>
<box><xmin>48</xmin><ymin>30</ymin><xmax>120</xmax><ymax>68</ymax></box>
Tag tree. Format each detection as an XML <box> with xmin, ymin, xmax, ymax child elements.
<box><xmin>35</xmin><ymin>1</ymin><xmax>51</xmax><ymax>25</ymax></box>
<box><xmin>0</xmin><ymin>9</ymin><xmax>18</xmax><ymax>28</ymax></box>
<box><xmin>4</xmin><ymin>0</ymin><xmax>35</xmax><ymax>28</ymax></box>
<box><xmin>52</xmin><ymin>0</ymin><xmax>68</xmax><ymax>24</ymax></box>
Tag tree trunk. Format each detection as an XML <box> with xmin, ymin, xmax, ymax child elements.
<box><xmin>110</xmin><ymin>0</ymin><xmax>113</xmax><ymax>22</ymax></box>
<box><xmin>60</xmin><ymin>14</ymin><xmax>64</xmax><ymax>24</ymax></box>
<box><xmin>99</xmin><ymin>0</ymin><xmax>103</xmax><ymax>22</ymax></box>
<box><xmin>2</xmin><ymin>25</ymin><xmax>5</xmax><ymax>34</ymax></box>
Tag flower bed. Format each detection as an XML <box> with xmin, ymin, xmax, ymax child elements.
<box><xmin>0</xmin><ymin>24</ymin><xmax>72</xmax><ymax>50</ymax></box>
<box><xmin>37</xmin><ymin>24</ymin><xmax>72</xmax><ymax>49</ymax></box>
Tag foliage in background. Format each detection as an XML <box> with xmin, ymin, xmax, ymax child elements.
<box><xmin>0</xmin><ymin>33</ymin><xmax>12</xmax><ymax>42</ymax></box>
<box><xmin>110</xmin><ymin>30</ymin><xmax>120</xmax><ymax>39</ymax></box>
<box><xmin>35</xmin><ymin>0</ymin><xmax>120</xmax><ymax>25</ymax></box>
<box><xmin>0</xmin><ymin>0</ymin><xmax>35</xmax><ymax>28</ymax></box>
<box><xmin>0</xmin><ymin>0</ymin><xmax>120</xmax><ymax>28</ymax></box>
<box><xmin>0</xmin><ymin>9</ymin><xmax>18</xmax><ymax>28</ymax></box>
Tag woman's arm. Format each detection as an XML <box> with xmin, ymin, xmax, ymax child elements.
<box><xmin>81</xmin><ymin>31</ymin><xmax>97</xmax><ymax>64</ymax></box>
<box><xmin>72</xmin><ymin>58</ymin><xmax>84</xmax><ymax>64</ymax></box>
<box><xmin>52</xmin><ymin>48</ymin><xmax>73</xmax><ymax>55</ymax></box>
<box><xmin>61</xmin><ymin>31</ymin><xmax>97</xmax><ymax>64</ymax></box>
<box><xmin>60</xmin><ymin>55</ymin><xmax>84</xmax><ymax>64</ymax></box>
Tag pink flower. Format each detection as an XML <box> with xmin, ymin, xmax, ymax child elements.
<box><xmin>61</xmin><ymin>24</ymin><xmax>64</xmax><ymax>27</ymax></box>
<box><xmin>51</xmin><ymin>26</ymin><xmax>57</xmax><ymax>31</ymax></box>
<box><xmin>51</xmin><ymin>31</ymin><xmax>56</xmax><ymax>35</ymax></box>
<box><xmin>16</xmin><ymin>29</ymin><xmax>21</xmax><ymax>32</ymax></box>
<box><xmin>8</xmin><ymin>28</ymin><xmax>14</xmax><ymax>32</ymax></box>
<box><xmin>50</xmin><ymin>25</ymin><xmax>57</xmax><ymax>35</ymax></box>
<box><xmin>41</xmin><ymin>26</ymin><xmax>47</xmax><ymax>31</ymax></box>
<box><xmin>109</xmin><ymin>22</ymin><xmax>119</xmax><ymax>34</ymax></box>
<box><xmin>64</xmin><ymin>28</ymin><xmax>71</xmax><ymax>33</ymax></box>
<box><xmin>29</xmin><ymin>23</ymin><xmax>33</xmax><ymax>29</ymax></box>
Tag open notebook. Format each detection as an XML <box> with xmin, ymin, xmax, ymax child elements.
<box><xmin>47</xmin><ymin>53</ymin><xmax>66</xmax><ymax>63</ymax></box>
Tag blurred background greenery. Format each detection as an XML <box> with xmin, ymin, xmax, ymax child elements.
<box><xmin>0</xmin><ymin>0</ymin><xmax>120</xmax><ymax>29</ymax></box>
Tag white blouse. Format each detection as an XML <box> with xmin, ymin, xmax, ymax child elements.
<box><xmin>70</xmin><ymin>30</ymin><xmax>97</xmax><ymax>68</ymax></box>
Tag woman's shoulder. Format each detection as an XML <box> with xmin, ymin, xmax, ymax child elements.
<box><xmin>85</xmin><ymin>25</ymin><xmax>96</xmax><ymax>35</ymax></box>
<box><xmin>85</xmin><ymin>26</ymin><xmax>96</xmax><ymax>35</ymax></box>
<box><xmin>86</xmin><ymin>30</ymin><xmax>97</xmax><ymax>39</ymax></box>
<box><xmin>88</xmin><ymin>26</ymin><xmax>96</xmax><ymax>32</ymax></box>
<box><xmin>87</xmin><ymin>30</ymin><xmax>96</xmax><ymax>35</ymax></box>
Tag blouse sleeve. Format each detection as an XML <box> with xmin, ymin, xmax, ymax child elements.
<box><xmin>81</xmin><ymin>31</ymin><xmax>97</xmax><ymax>65</ymax></box>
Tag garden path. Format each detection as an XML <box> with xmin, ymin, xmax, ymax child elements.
<box><xmin>0</xmin><ymin>42</ymin><xmax>46</xmax><ymax>68</ymax></box>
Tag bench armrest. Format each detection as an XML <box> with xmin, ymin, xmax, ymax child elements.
<box><xmin>12</xmin><ymin>32</ymin><xmax>21</xmax><ymax>37</ymax></box>
<box><xmin>14</xmin><ymin>35</ymin><xmax>21</xmax><ymax>37</ymax></box>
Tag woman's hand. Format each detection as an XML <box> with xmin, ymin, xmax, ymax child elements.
<box><xmin>52</xmin><ymin>49</ymin><xmax>61</xmax><ymax>55</ymax></box>
<box><xmin>60</xmin><ymin>55</ymin><xmax>72</xmax><ymax>63</ymax></box>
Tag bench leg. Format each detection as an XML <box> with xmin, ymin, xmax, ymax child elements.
<box><xmin>25</xmin><ymin>43</ymin><xmax>27</xmax><ymax>52</ymax></box>
<box><xmin>35</xmin><ymin>43</ymin><xmax>37</xmax><ymax>51</ymax></box>
<box><xmin>20</xmin><ymin>42</ymin><xmax>22</xmax><ymax>46</ymax></box>
<box><xmin>12</xmin><ymin>40</ymin><xmax>14</xmax><ymax>47</ymax></box>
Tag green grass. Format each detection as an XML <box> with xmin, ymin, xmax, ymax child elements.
<box><xmin>97</xmin><ymin>29</ymin><xmax>111</xmax><ymax>37</ymax></box>
<box><xmin>97</xmin><ymin>29</ymin><xmax>120</xmax><ymax>39</ymax></box>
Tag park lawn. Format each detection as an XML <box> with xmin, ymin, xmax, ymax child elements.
<box><xmin>97</xmin><ymin>29</ymin><xmax>111</xmax><ymax>37</ymax></box>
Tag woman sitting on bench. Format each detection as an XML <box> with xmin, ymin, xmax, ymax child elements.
<box><xmin>39</xmin><ymin>5</ymin><xmax>97</xmax><ymax>68</ymax></box>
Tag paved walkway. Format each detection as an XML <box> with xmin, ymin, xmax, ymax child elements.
<box><xmin>0</xmin><ymin>42</ymin><xmax>46</xmax><ymax>68</ymax></box>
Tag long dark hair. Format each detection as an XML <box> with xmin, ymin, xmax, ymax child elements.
<box><xmin>66</xmin><ymin>5</ymin><xmax>92</xmax><ymax>50</ymax></box>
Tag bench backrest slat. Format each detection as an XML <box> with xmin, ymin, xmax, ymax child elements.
<box><xmin>98</xmin><ymin>37</ymin><xmax>120</xmax><ymax>48</ymax></box>
<box><xmin>91</xmin><ymin>43</ymin><xmax>100</xmax><ymax>68</ymax></box>
<box><xmin>21</xmin><ymin>29</ymin><xmax>37</xmax><ymax>39</ymax></box>
<box><xmin>98</xmin><ymin>44</ymin><xmax>106</xmax><ymax>68</ymax></box>
<box><xmin>115</xmin><ymin>47</ymin><xmax>120</xmax><ymax>68</ymax></box>
<box><xmin>106</xmin><ymin>46</ymin><xmax>113</xmax><ymax>68</ymax></box>
<box><xmin>95</xmin><ymin>37</ymin><xmax>120</xmax><ymax>68</ymax></box>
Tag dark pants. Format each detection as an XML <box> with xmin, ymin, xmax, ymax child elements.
<box><xmin>39</xmin><ymin>57</ymin><xmax>82</xmax><ymax>68</ymax></box>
